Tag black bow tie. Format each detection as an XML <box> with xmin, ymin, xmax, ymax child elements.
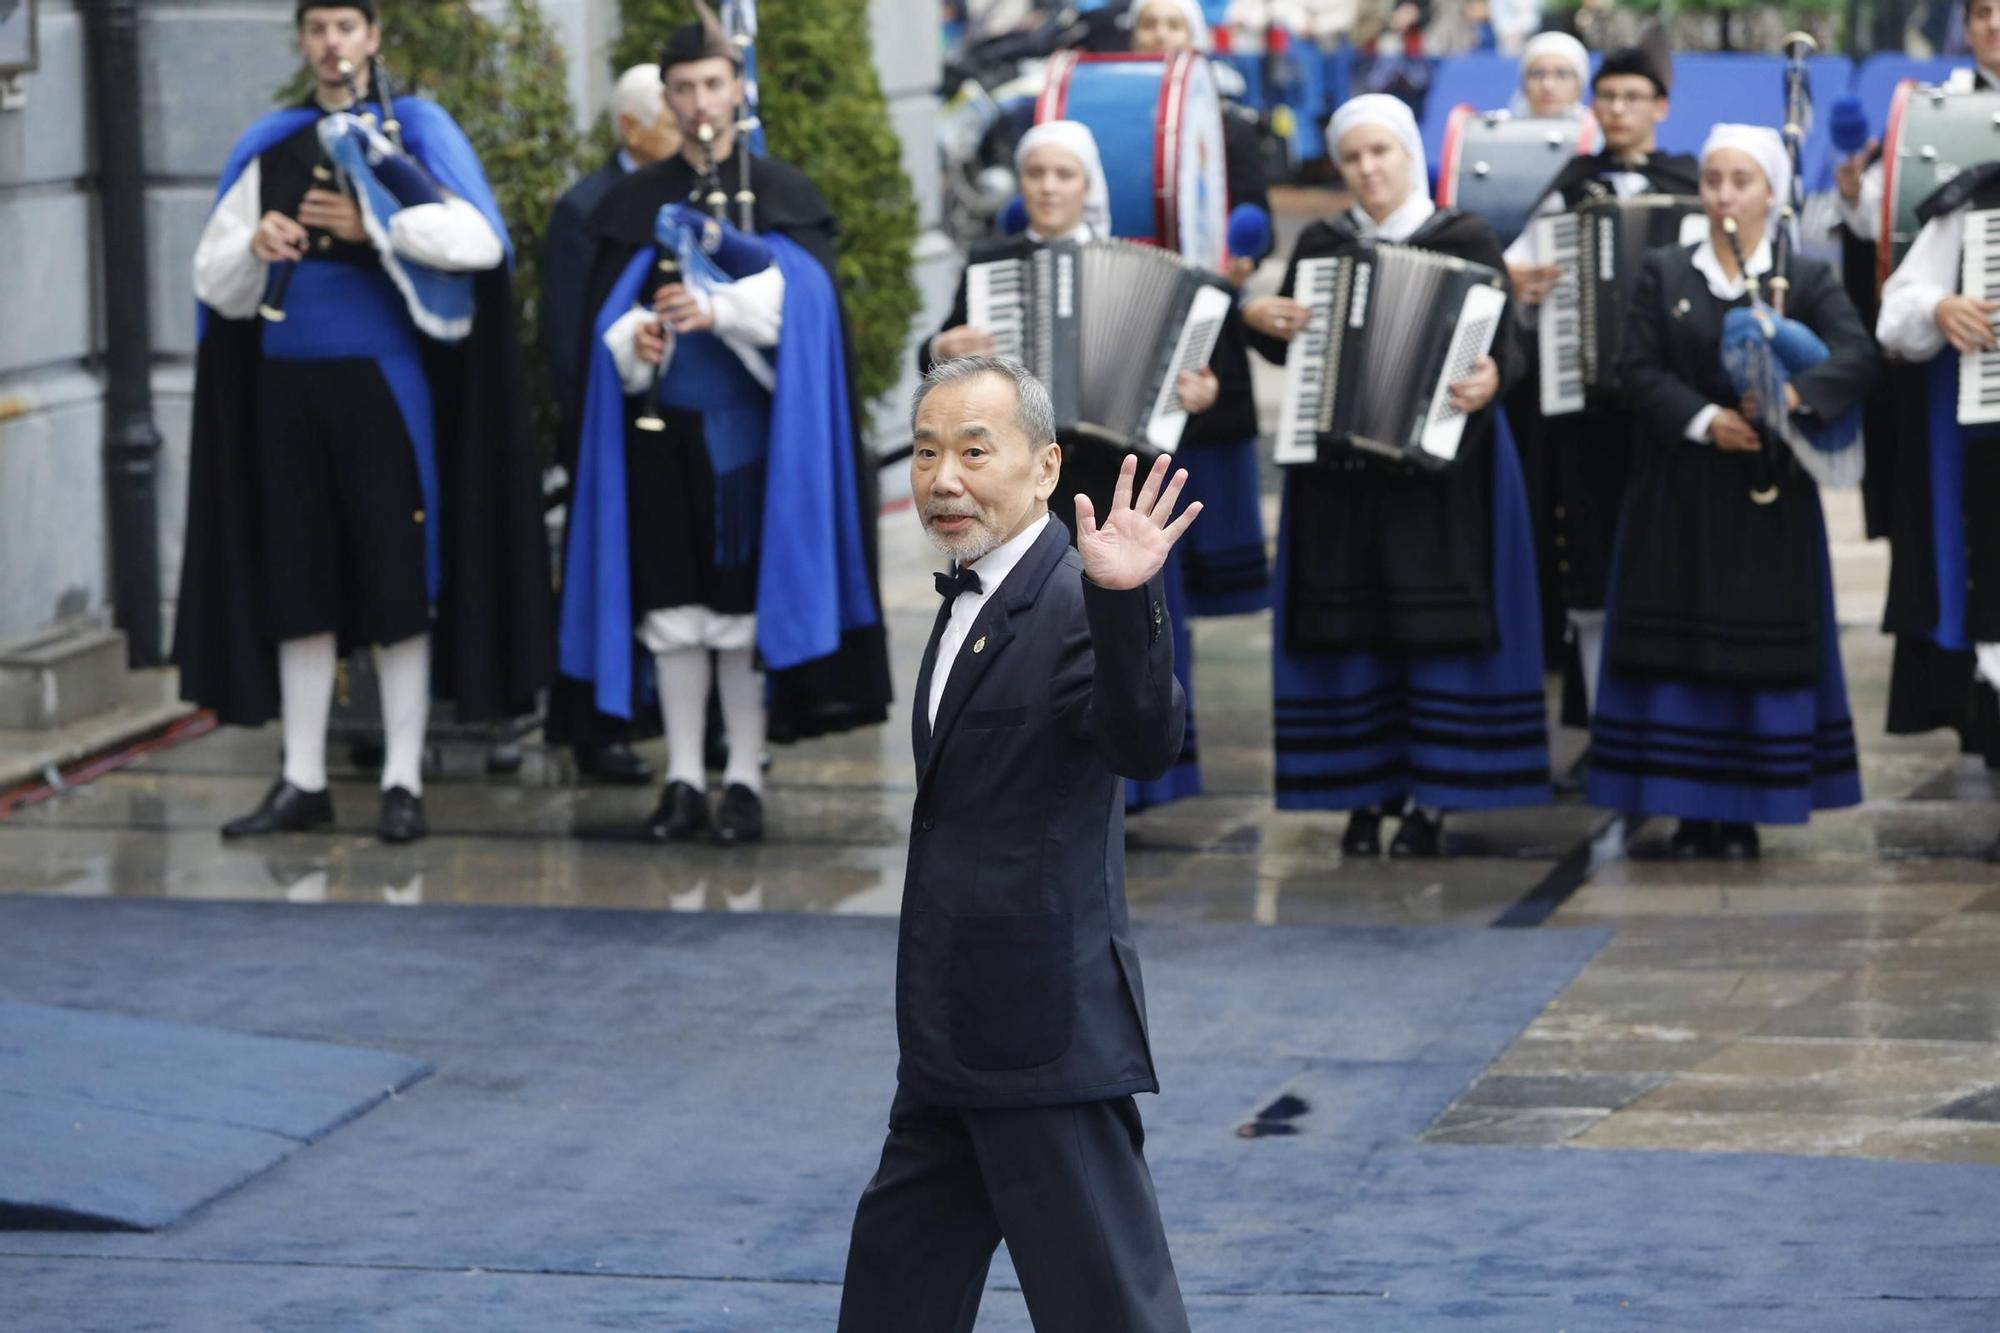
<box><xmin>934</xmin><ymin>567</ymin><xmax>982</xmax><ymax>606</ymax></box>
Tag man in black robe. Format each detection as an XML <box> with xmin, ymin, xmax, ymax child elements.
<box><xmin>175</xmin><ymin>0</ymin><xmax>551</xmax><ymax>844</ymax></box>
<box><xmin>558</xmin><ymin>19</ymin><xmax>891</xmax><ymax>846</ymax></box>
<box><xmin>1502</xmin><ymin>41</ymin><xmax>1700</xmax><ymax>753</ymax></box>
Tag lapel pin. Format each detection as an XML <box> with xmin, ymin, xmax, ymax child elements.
<box><xmin>1674</xmin><ymin>298</ymin><xmax>1691</xmax><ymax>316</ymax></box>
<box><xmin>972</xmin><ymin>636</ymin><xmax>987</xmax><ymax>654</ymax></box>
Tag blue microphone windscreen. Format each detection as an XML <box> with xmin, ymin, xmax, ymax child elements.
<box><xmin>1227</xmin><ymin>203</ymin><xmax>1272</xmax><ymax>261</ymax></box>
<box><xmin>1830</xmin><ymin>94</ymin><xmax>1869</xmax><ymax>153</ymax></box>
<box><xmin>999</xmin><ymin>196</ymin><xmax>1028</xmax><ymax>236</ymax></box>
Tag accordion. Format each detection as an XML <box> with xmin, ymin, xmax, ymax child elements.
<box><xmin>1272</xmin><ymin>242</ymin><xmax>1508</xmax><ymax>470</ymax></box>
<box><xmin>1961</xmin><ymin>207</ymin><xmax>2000</xmax><ymax>425</ymax></box>
<box><xmin>964</xmin><ymin>238</ymin><xmax>1234</xmax><ymax>453</ymax></box>
<box><xmin>1536</xmin><ymin>193</ymin><xmax>1703</xmax><ymax>416</ymax></box>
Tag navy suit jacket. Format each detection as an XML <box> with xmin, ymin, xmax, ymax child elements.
<box><xmin>896</xmin><ymin>518</ymin><xmax>1184</xmax><ymax>1108</ymax></box>
<box><xmin>540</xmin><ymin>155</ymin><xmax>625</xmax><ymax>464</ymax></box>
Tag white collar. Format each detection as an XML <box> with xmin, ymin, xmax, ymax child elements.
<box><xmin>617</xmin><ymin>147</ymin><xmax>641</xmax><ymax>174</ymax></box>
<box><xmin>956</xmin><ymin>512</ymin><xmax>1050</xmax><ymax>593</ymax></box>
<box><xmin>1690</xmin><ymin>229</ymin><xmax>1773</xmax><ymax>301</ymax></box>
<box><xmin>1027</xmin><ymin>223</ymin><xmax>1094</xmax><ymax>245</ymax></box>
<box><xmin>1350</xmin><ymin>191</ymin><xmax>1437</xmax><ymax>243</ymax></box>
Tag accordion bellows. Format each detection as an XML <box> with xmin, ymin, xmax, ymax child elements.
<box><xmin>966</xmin><ymin>238</ymin><xmax>1234</xmax><ymax>453</ymax></box>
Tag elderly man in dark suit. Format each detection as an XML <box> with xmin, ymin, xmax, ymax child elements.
<box><xmin>540</xmin><ymin>62</ymin><xmax>679</xmax><ymax>785</ymax></box>
<box><xmin>837</xmin><ymin>358</ymin><xmax>1202</xmax><ymax>1331</ymax></box>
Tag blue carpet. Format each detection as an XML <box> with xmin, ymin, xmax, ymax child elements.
<box><xmin>0</xmin><ymin>897</ymin><xmax>1995</xmax><ymax>1330</ymax></box>
<box><xmin>0</xmin><ymin>1002</ymin><xmax>429</xmax><ymax>1231</ymax></box>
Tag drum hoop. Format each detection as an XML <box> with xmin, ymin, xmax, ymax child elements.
<box><xmin>1878</xmin><ymin>77</ymin><xmax>1915</xmax><ymax>293</ymax></box>
<box><xmin>1436</xmin><ymin>103</ymin><xmax>1475</xmax><ymax>209</ymax></box>
<box><xmin>1576</xmin><ymin>116</ymin><xmax>1602</xmax><ymax>154</ymax></box>
<box><xmin>1036</xmin><ymin>49</ymin><xmax>1079</xmax><ymax>122</ymax></box>
<box><xmin>1156</xmin><ymin>52</ymin><xmax>1189</xmax><ymax>251</ymax></box>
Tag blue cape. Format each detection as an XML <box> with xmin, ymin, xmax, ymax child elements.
<box><xmin>558</xmin><ymin>233</ymin><xmax>880</xmax><ymax>720</ymax></box>
<box><xmin>197</xmin><ymin>96</ymin><xmax>509</xmax><ymax>601</ymax></box>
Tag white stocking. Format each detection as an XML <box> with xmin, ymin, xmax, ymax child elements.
<box><xmin>715</xmin><ymin>647</ymin><xmax>767</xmax><ymax>794</ymax></box>
<box><xmin>278</xmin><ymin>633</ymin><xmax>337</xmax><ymax>793</ymax></box>
<box><xmin>654</xmin><ymin>647</ymin><xmax>713</xmax><ymax>789</ymax></box>
<box><xmin>377</xmin><ymin>632</ymin><xmax>431</xmax><ymax>795</ymax></box>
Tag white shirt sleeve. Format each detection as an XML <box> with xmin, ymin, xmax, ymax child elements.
<box><xmin>709</xmin><ymin>266</ymin><xmax>786</xmax><ymax>349</ymax></box>
<box><xmin>1503</xmin><ymin>189</ymin><xmax>1563</xmax><ymax>266</ymax></box>
<box><xmin>1835</xmin><ymin>158</ymin><xmax>1884</xmax><ymax>242</ymax></box>
<box><xmin>1878</xmin><ymin>212</ymin><xmax>1961</xmax><ymax>362</ymax></box>
<box><xmin>1685</xmin><ymin>404</ymin><xmax>1719</xmax><ymax>444</ymax></box>
<box><xmin>387</xmin><ymin>194</ymin><xmax>505</xmax><ymax>273</ymax></box>
<box><xmin>192</xmin><ymin>164</ymin><xmax>269</xmax><ymax>320</ymax></box>
<box><xmin>603</xmin><ymin>306</ymin><xmax>665</xmax><ymax>394</ymax></box>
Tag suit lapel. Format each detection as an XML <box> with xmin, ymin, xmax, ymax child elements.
<box><xmin>918</xmin><ymin>520</ymin><xmax>1069</xmax><ymax>791</ymax></box>
<box><xmin>911</xmin><ymin>598</ymin><xmax>952</xmax><ymax>772</ymax></box>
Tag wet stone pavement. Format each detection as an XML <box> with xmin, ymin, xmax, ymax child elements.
<box><xmin>4</xmin><ymin>477</ymin><xmax>2000</xmax><ymax>1171</ymax></box>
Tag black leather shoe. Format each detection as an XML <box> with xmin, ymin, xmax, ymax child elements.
<box><xmin>222</xmin><ymin>780</ymin><xmax>333</xmax><ymax>838</ymax></box>
<box><xmin>1341</xmin><ymin>807</ymin><xmax>1383</xmax><ymax>857</ymax></box>
<box><xmin>712</xmin><ymin>783</ymin><xmax>765</xmax><ymax>845</ymax></box>
<box><xmin>1389</xmin><ymin>808</ymin><xmax>1445</xmax><ymax>858</ymax></box>
<box><xmin>1670</xmin><ymin>818</ymin><xmax>1719</xmax><ymax>858</ymax></box>
<box><xmin>378</xmin><ymin>787</ymin><xmax>428</xmax><ymax>844</ymax></box>
<box><xmin>644</xmin><ymin>780</ymin><xmax>710</xmax><ymax>843</ymax></box>
<box><xmin>1716</xmin><ymin>821</ymin><xmax>1761</xmax><ymax>860</ymax></box>
<box><xmin>575</xmin><ymin>741</ymin><xmax>654</xmax><ymax>786</ymax></box>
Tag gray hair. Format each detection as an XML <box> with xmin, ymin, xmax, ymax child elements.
<box><xmin>610</xmin><ymin>63</ymin><xmax>667</xmax><ymax>128</ymax></box>
<box><xmin>910</xmin><ymin>356</ymin><xmax>1056</xmax><ymax>448</ymax></box>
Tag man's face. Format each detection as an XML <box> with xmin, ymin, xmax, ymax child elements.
<box><xmin>1131</xmin><ymin>1</ymin><xmax>1193</xmax><ymax>54</ymax></box>
<box><xmin>910</xmin><ymin>373</ymin><xmax>1060</xmax><ymax>564</ymax></box>
<box><xmin>665</xmin><ymin>57</ymin><xmax>743</xmax><ymax>152</ymax></box>
<box><xmin>297</xmin><ymin>7</ymin><xmax>379</xmax><ymax>93</ymax></box>
<box><xmin>1591</xmin><ymin>74</ymin><xmax>1666</xmax><ymax>154</ymax></box>
<box><xmin>618</xmin><ymin>89</ymin><xmax>683</xmax><ymax>167</ymax></box>
<box><xmin>1972</xmin><ymin>1</ymin><xmax>2000</xmax><ymax>69</ymax></box>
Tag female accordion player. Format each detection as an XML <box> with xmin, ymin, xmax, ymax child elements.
<box><xmin>1243</xmin><ymin>94</ymin><xmax>1550</xmax><ymax>859</ymax></box>
<box><xmin>922</xmin><ymin>119</ymin><xmax>1266</xmax><ymax>813</ymax></box>
<box><xmin>1587</xmin><ymin>125</ymin><xmax>1878</xmax><ymax>859</ymax></box>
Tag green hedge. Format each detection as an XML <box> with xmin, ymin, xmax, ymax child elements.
<box><xmin>283</xmin><ymin>0</ymin><xmax>585</xmax><ymax>459</ymax></box>
<box><xmin>610</xmin><ymin>0</ymin><xmax>921</xmax><ymax>409</ymax></box>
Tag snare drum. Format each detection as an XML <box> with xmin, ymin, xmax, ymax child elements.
<box><xmin>1435</xmin><ymin>107</ymin><xmax>1600</xmax><ymax>249</ymax></box>
<box><xmin>1879</xmin><ymin>80</ymin><xmax>2000</xmax><ymax>286</ymax></box>
<box><xmin>1036</xmin><ymin>51</ymin><xmax>1228</xmax><ymax>268</ymax></box>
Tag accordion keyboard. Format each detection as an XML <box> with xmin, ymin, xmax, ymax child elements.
<box><xmin>1536</xmin><ymin>213</ymin><xmax>1585</xmax><ymax>416</ymax></box>
<box><xmin>1273</xmin><ymin>257</ymin><xmax>1343</xmax><ymax>465</ymax></box>
<box><xmin>1960</xmin><ymin>208</ymin><xmax>2000</xmax><ymax>424</ymax></box>
<box><xmin>966</xmin><ymin>257</ymin><xmax>1027</xmax><ymax>365</ymax></box>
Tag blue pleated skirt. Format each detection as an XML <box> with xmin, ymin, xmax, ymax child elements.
<box><xmin>1271</xmin><ymin>418</ymin><xmax>1551</xmax><ymax>812</ymax></box>
<box><xmin>1588</xmin><ymin>497</ymin><xmax>1862</xmax><ymax>824</ymax></box>
<box><xmin>1179</xmin><ymin>435</ymin><xmax>1272</xmax><ymax>618</ymax></box>
<box><xmin>1127</xmin><ymin>545</ymin><xmax>1203</xmax><ymax>813</ymax></box>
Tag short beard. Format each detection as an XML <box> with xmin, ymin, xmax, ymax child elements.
<box><xmin>923</xmin><ymin>511</ymin><xmax>1002</xmax><ymax>564</ymax></box>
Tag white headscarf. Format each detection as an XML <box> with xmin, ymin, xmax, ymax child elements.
<box><xmin>1132</xmin><ymin>0</ymin><xmax>1213</xmax><ymax>54</ymax></box>
<box><xmin>1015</xmin><ymin>120</ymin><xmax>1113</xmax><ymax>239</ymax></box>
<box><xmin>1520</xmin><ymin>32</ymin><xmax>1589</xmax><ymax>96</ymax></box>
<box><xmin>1700</xmin><ymin>123</ymin><xmax>1791</xmax><ymax>219</ymax></box>
<box><xmin>1326</xmin><ymin>93</ymin><xmax>1427</xmax><ymax>181</ymax></box>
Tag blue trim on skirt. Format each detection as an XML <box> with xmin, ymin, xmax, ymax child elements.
<box><xmin>1271</xmin><ymin>426</ymin><xmax>1551</xmax><ymax>812</ymax></box>
<box><xmin>1179</xmin><ymin>435</ymin><xmax>1271</xmax><ymax>618</ymax></box>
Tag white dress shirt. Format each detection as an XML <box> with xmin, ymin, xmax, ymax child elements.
<box><xmin>1503</xmin><ymin>161</ymin><xmax>1655</xmax><ymax>266</ymax></box>
<box><xmin>928</xmin><ymin>513</ymin><xmax>1051</xmax><ymax>727</ymax></box>
<box><xmin>1682</xmin><ymin>230</ymin><xmax>1774</xmax><ymax>445</ymax></box>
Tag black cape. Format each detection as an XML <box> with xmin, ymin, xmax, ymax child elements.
<box><xmin>1249</xmin><ymin>207</ymin><xmax>1522</xmax><ymax>654</ymax></box>
<box><xmin>175</xmin><ymin>265</ymin><xmax>554</xmax><ymax>728</ymax></box>
<box><xmin>1607</xmin><ymin>243</ymin><xmax>1877</xmax><ymax>686</ymax></box>
<box><xmin>552</xmin><ymin>149</ymin><xmax>892</xmax><ymax>745</ymax></box>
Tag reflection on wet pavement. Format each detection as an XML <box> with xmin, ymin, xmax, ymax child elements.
<box><xmin>2</xmin><ymin>491</ymin><xmax>1997</xmax><ymax>1168</ymax></box>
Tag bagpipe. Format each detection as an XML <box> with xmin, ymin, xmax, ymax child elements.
<box><xmin>1719</xmin><ymin>33</ymin><xmax>1863</xmax><ymax>503</ymax></box>
<box><xmin>634</xmin><ymin>202</ymin><xmax>775</xmax><ymax>431</ymax></box>
<box><xmin>258</xmin><ymin>57</ymin><xmax>479</xmax><ymax>343</ymax></box>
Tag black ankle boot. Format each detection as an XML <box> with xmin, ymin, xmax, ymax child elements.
<box><xmin>1389</xmin><ymin>807</ymin><xmax>1445</xmax><ymax>858</ymax></box>
<box><xmin>221</xmin><ymin>780</ymin><xmax>334</xmax><ymax>838</ymax></box>
<box><xmin>1342</xmin><ymin>807</ymin><xmax>1383</xmax><ymax>857</ymax></box>
<box><xmin>1670</xmin><ymin>818</ymin><xmax>1719</xmax><ymax>858</ymax></box>
<box><xmin>1716</xmin><ymin>822</ymin><xmax>1761</xmax><ymax>859</ymax></box>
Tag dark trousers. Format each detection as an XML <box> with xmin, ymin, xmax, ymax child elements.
<box><xmin>837</xmin><ymin>1087</ymin><xmax>1189</xmax><ymax>1332</ymax></box>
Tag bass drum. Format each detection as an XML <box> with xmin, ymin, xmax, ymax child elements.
<box><xmin>1435</xmin><ymin>107</ymin><xmax>1600</xmax><ymax>249</ymax></box>
<box><xmin>1879</xmin><ymin>79</ymin><xmax>2000</xmax><ymax>286</ymax></box>
<box><xmin>1036</xmin><ymin>51</ymin><xmax>1228</xmax><ymax>270</ymax></box>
